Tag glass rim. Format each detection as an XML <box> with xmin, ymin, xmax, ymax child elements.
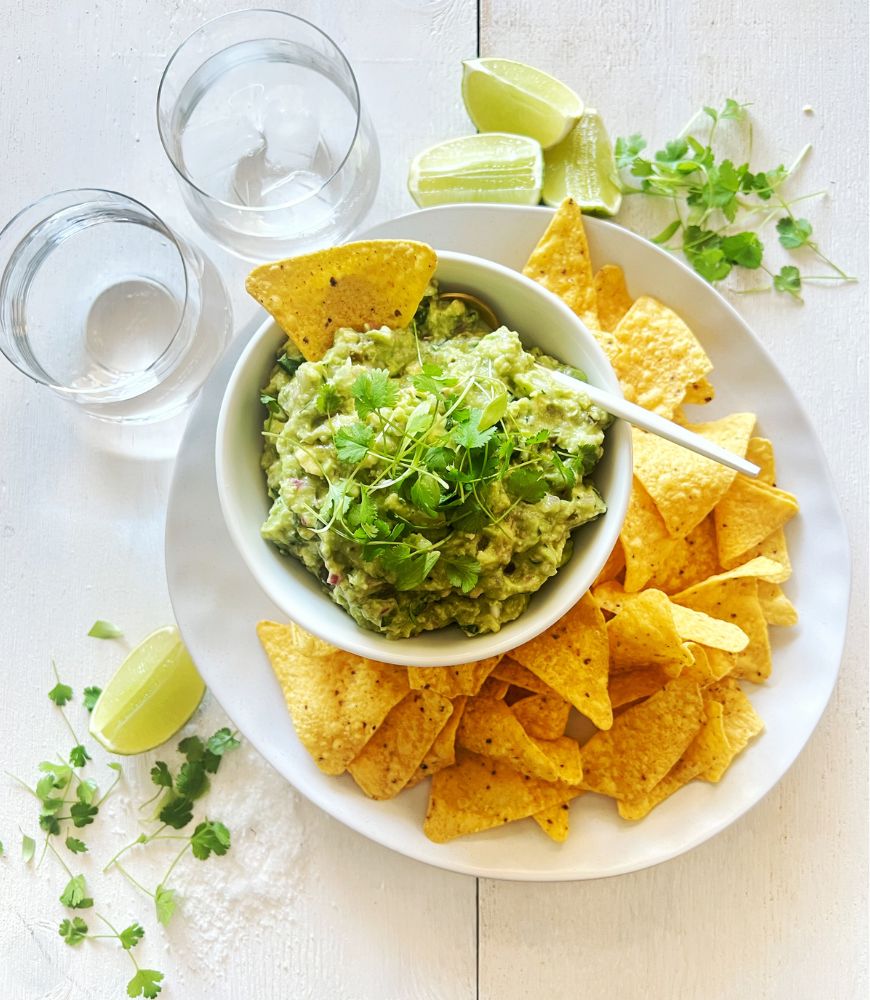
<box><xmin>156</xmin><ymin>7</ymin><xmax>365</xmax><ymax>213</ymax></box>
<box><xmin>0</xmin><ymin>187</ymin><xmax>193</xmax><ymax>396</ymax></box>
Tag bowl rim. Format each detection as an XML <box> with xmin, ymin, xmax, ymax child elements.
<box><xmin>215</xmin><ymin>248</ymin><xmax>632</xmax><ymax>665</ymax></box>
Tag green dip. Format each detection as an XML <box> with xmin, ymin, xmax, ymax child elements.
<box><xmin>259</xmin><ymin>284</ymin><xmax>610</xmax><ymax>639</ymax></box>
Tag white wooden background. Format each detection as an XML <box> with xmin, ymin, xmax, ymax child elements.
<box><xmin>0</xmin><ymin>1</ymin><xmax>866</xmax><ymax>998</ymax></box>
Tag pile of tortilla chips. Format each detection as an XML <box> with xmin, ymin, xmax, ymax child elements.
<box><xmin>254</xmin><ymin>199</ymin><xmax>799</xmax><ymax>844</ymax></box>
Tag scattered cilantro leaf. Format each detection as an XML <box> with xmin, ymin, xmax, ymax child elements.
<box><xmin>506</xmin><ymin>468</ymin><xmax>549</xmax><ymax>503</ymax></box>
<box><xmin>190</xmin><ymin>820</ymin><xmax>231</xmax><ymax>861</ymax></box>
<box><xmin>150</xmin><ymin>762</ymin><xmax>173</xmax><ymax>790</ymax></box>
<box><xmin>76</xmin><ymin>779</ymin><xmax>99</xmax><ymax>806</ymax></box>
<box><xmin>205</xmin><ymin>728</ymin><xmax>240</xmax><ymax>758</ymax></box>
<box><xmin>777</xmin><ymin>216</ymin><xmax>813</xmax><ymax>249</ymax></box>
<box><xmin>119</xmin><ymin>922</ymin><xmax>145</xmax><ymax>950</ymax></box>
<box><xmin>316</xmin><ymin>381</ymin><xmax>341</xmax><ymax>415</ymax></box>
<box><xmin>721</xmin><ymin>231</ymin><xmax>764</xmax><ymax>269</ymax></box>
<box><xmin>21</xmin><ymin>834</ymin><xmax>35</xmax><ymax>863</ymax></box>
<box><xmin>65</xmin><ymin>836</ymin><xmax>88</xmax><ymax>854</ymax></box>
<box><xmin>614</xmin><ymin>133</ymin><xmax>646</xmax><ymax>169</ymax></box>
<box><xmin>154</xmin><ymin>884</ymin><xmax>177</xmax><ymax>926</ymax></box>
<box><xmin>449</xmin><ymin>409</ymin><xmax>495</xmax><ymax>450</ymax></box>
<box><xmin>260</xmin><ymin>392</ymin><xmax>284</xmax><ymax>417</ymax></box>
<box><xmin>83</xmin><ymin>686</ymin><xmax>102</xmax><ymax>712</ymax></box>
<box><xmin>126</xmin><ymin>968</ymin><xmax>164</xmax><ymax>999</ymax></box>
<box><xmin>478</xmin><ymin>392</ymin><xmax>508</xmax><ymax>431</ymax></box>
<box><xmin>352</xmin><ymin>370</ymin><xmax>397</xmax><ymax>419</ymax></box>
<box><xmin>409</xmin><ymin>474</ymin><xmax>442</xmax><ymax>517</ymax></box>
<box><xmin>69</xmin><ymin>744</ymin><xmax>91</xmax><ymax>768</ymax></box>
<box><xmin>175</xmin><ymin>761</ymin><xmax>209</xmax><ymax>801</ymax></box>
<box><xmin>443</xmin><ymin>555</ymin><xmax>481</xmax><ymax>594</ymax></box>
<box><xmin>60</xmin><ymin>874</ymin><xmax>93</xmax><ymax>909</ymax></box>
<box><xmin>59</xmin><ymin>917</ymin><xmax>89</xmax><ymax>945</ymax></box>
<box><xmin>48</xmin><ymin>682</ymin><xmax>73</xmax><ymax>707</ymax></box>
<box><xmin>159</xmin><ymin>796</ymin><xmax>194</xmax><ymax>830</ymax></box>
<box><xmin>393</xmin><ymin>551</ymin><xmax>441</xmax><ymax>591</ymax></box>
<box><xmin>652</xmin><ymin>219</ymin><xmax>682</xmax><ymax>245</ymax></box>
<box><xmin>335</xmin><ymin>423</ymin><xmax>374</xmax><ymax>464</ymax></box>
<box><xmin>87</xmin><ymin>620</ymin><xmax>123</xmax><ymax>639</ymax></box>
<box><xmin>70</xmin><ymin>802</ymin><xmax>98</xmax><ymax>828</ymax></box>
<box><xmin>39</xmin><ymin>814</ymin><xmax>61</xmax><ymax>835</ymax></box>
<box><xmin>774</xmin><ymin>265</ymin><xmax>803</xmax><ymax>301</ymax></box>
<box><xmin>276</xmin><ymin>353</ymin><xmax>302</xmax><ymax>377</ymax></box>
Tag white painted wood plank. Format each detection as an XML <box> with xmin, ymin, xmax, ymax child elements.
<box><xmin>479</xmin><ymin>1</ymin><xmax>868</xmax><ymax>997</ymax></box>
<box><xmin>0</xmin><ymin>2</ymin><xmax>478</xmax><ymax>998</ymax></box>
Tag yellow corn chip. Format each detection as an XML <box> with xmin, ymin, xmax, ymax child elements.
<box><xmin>406</xmin><ymin>697</ymin><xmax>467</xmax><ymax>789</ymax></box>
<box><xmin>348</xmin><ymin>690</ymin><xmax>453</xmax><ymax>799</ymax></box>
<box><xmin>532</xmin><ymin>802</ymin><xmax>572</xmax><ymax>842</ymax></box>
<box><xmin>246</xmin><ymin>240</ymin><xmax>437</xmax><ymax>360</ymax></box>
<box><xmin>714</xmin><ymin>475</ymin><xmax>799</xmax><ymax>566</ymax></box>
<box><xmin>757</xmin><ymin>582</ymin><xmax>799</xmax><ymax>626</ymax></box>
<box><xmin>594</xmin><ymin>264</ymin><xmax>633</xmax><ymax>332</ymax></box>
<box><xmin>631</xmin><ymin>413</ymin><xmax>756</xmax><ymax>537</ymax></box>
<box><xmin>621</xmin><ymin>478</ymin><xmax>680</xmax><ymax>593</ymax></box>
<box><xmin>512</xmin><ymin>693</ymin><xmax>572</xmax><ymax>740</ymax></box>
<box><xmin>490</xmin><ymin>656</ymin><xmax>556</xmax><ymax>695</ymax></box>
<box><xmin>645</xmin><ymin>515</ymin><xmax>720</xmax><ymax>594</ymax></box>
<box><xmin>407</xmin><ymin>656</ymin><xmax>500</xmax><ymax>698</ymax></box>
<box><xmin>423</xmin><ymin>750</ymin><xmax>579</xmax><ymax>843</ymax></box>
<box><xmin>682</xmin><ymin>377</ymin><xmax>716</xmax><ymax>406</ymax></box>
<box><xmin>511</xmin><ymin>591</ymin><xmax>613</xmax><ymax>729</ymax></box>
<box><xmin>579</xmin><ymin>677</ymin><xmax>704</xmax><ymax>799</ymax></box>
<box><xmin>594</xmin><ymin>540</ymin><xmax>626</xmax><ymax>587</ymax></box>
<box><xmin>617</xmin><ymin>699</ymin><xmax>730</xmax><ymax>819</ymax></box>
<box><xmin>611</xmin><ymin>296</ymin><xmax>713</xmax><ymax>419</ymax></box>
<box><xmin>522</xmin><ymin>197</ymin><xmax>600</xmax><ymax>332</ymax></box>
<box><xmin>746</xmin><ymin>437</ymin><xmax>776</xmax><ymax>485</ymax></box>
<box><xmin>668</xmin><ymin>603</ymin><xmax>749</xmax><ymax>653</ymax></box>
<box><xmin>701</xmin><ymin>679</ymin><xmax>764</xmax><ymax>782</ymax></box>
<box><xmin>608</xmin><ymin>665</ymin><xmax>671</xmax><ymax>709</ymax></box>
<box><xmin>607</xmin><ymin>589</ymin><xmax>694</xmax><ymax>674</ymax></box>
<box><xmin>256</xmin><ymin>621</ymin><xmax>409</xmax><ymax>775</ymax></box>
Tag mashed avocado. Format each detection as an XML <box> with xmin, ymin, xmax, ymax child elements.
<box><xmin>259</xmin><ymin>285</ymin><xmax>610</xmax><ymax>639</ymax></box>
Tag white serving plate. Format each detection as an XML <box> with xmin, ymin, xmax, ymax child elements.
<box><xmin>166</xmin><ymin>205</ymin><xmax>849</xmax><ymax>880</ymax></box>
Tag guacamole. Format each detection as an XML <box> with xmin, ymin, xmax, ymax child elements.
<box><xmin>259</xmin><ymin>286</ymin><xmax>610</xmax><ymax>639</ymax></box>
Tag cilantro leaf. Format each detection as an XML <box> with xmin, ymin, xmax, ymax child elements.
<box><xmin>178</xmin><ymin>735</ymin><xmax>205</xmax><ymax>762</ymax></box>
<box><xmin>443</xmin><ymin>555</ymin><xmax>481</xmax><ymax>594</ymax></box>
<box><xmin>506</xmin><ymin>468</ymin><xmax>549</xmax><ymax>503</ymax></box>
<box><xmin>58</xmin><ymin>917</ymin><xmax>89</xmax><ymax>945</ymax></box>
<box><xmin>651</xmin><ymin>219</ymin><xmax>682</xmax><ymax>245</ymax></box>
<box><xmin>774</xmin><ymin>265</ymin><xmax>803</xmax><ymax>301</ymax></box>
<box><xmin>69</xmin><ymin>744</ymin><xmax>91</xmax><ymax>768</ymax></box>
<box><xmin>126</xmin><ymin>968</ymin><xmax>164</xmax><ymax>999</ymax></box>
<box><xmin>76</xmin><ymin>778</ymin><xmax>99</xmax><ymax>806</ymax></box>
<box><xmin>721</xmin><ymin>231</ymin><xmax>764</xmax><ymax>269</ymax></box>
<box><xmin>720</xmin><ymin>98</ymin><xmax>748</xmax><ymax>121</ymax></box>
<box><xmin>276</xmin><ymin>353</ymin><xmax>302</xmax><ymax>377</ymax></box>
<box><xmin>159</xmin><ymin>796</ymin><xmax>194</xmax><ymax>830</ymax></box>
<box><xmin>48</xmin><ymin>682</ymin><xmax>73</xmax><ymax>707</ymax></box>
<box><xmin>70</xmin><ymin>802</ymin><xmax>98</xmax><ymax>828</ymax></box>
<box><xmin>316</xmin><ymin>381</ymin><xmax>341</xmax><ymax>415</ymax></box>
<box><xmin>39</xmin><ymin>814</ymin><xmax>60</xmax><ymax>834</ymax></box>
<box><xmin>405</xmin><ymin>399</ymin><xmax>434</xmax><ymax>436</ymax></box>
<box><xmin>478</xmin><ymin>391</ymin><xmax>508</xmax><ymax>431</ymax></box>
<box><xmin>614</xmin><ymin>133</ymin><xmax>647</xmax><ymax>170</ymax></box>
<box><xmin>190</xmin><ymin>819</ymin><xmax>231</xmax><ymax>861</ymax></box>
<box><xmin>352</xmin><ymin>370</ymin><xmax>397</xmax><ymax>419</ymax></box>
<box><xmin>83</xmin><ymin>686</ymin><xmax>102</xmax><ymax>712</ymax></box>
<box><xmin>449</xmin><ymin>498</ymin><xmax>488</xmax><ymax>533</ymax></box>
<box><xmin>150</xmin><ymin>762</ymin><xmax>173</xmax><ymax>790</ymax></box>
<box><xmin>335</xmin><ymin>423</ymin><xmax>374</xmax><ymax>464</ymax></box>
<box><xmin>260</xmin><ymin>392</ymin><xmax>285</xmax><ymax>417</ymax></box>
<box><xmin>777</xmin><ymin>216</ymin><xmax>813</xmax><ymax>249</ymax></box>
<box><xmin>87</xmin><ymin>619</ymin><xmax>123</xmax><ymax>639</ymax></box>
<box><xmin>206</xmin><ymin>727</ymin><xmax>241</xmax><ymax>758</ymax></box>
<box><xmin>154</xmin><ymin>884</ymin><xmax>177</xmax><ymax>926</ymax></box>
<box><xmin>449</xmin><ymin>409</ymin><xmax>495</xmax><ymax>450</ymax></box>
<box><xmin>22</xmin><ymin>834</ymin><xmax>35</xmax><ymax>863</ymax></box>
<box><xmin>409</xmin><ymin>474</ymin><xmax>442</xmax><ymax>517</ymax></box>
<box><xmin>655</xmin><ymin>138</ymin><xmax>689</xmax><ymax>164</ymax></box>
<box><xmin>393</xmin><ymin>551</ymin><xmax>441</xmax><ymax>591</ymax></box>
<box><xmin>65</xmin><ymin>836</ymin><xmax>88</xmax><ymax>854</ymax></box>
<box><xmin>119</xmin><ymin>922</ymin><xmax>145</xmax><ymax>950</ymax></box>
<box><xmin>176</xmin><ymin>761</ymin><xmax>209</xmax><ymax>801</ymax></box>
<box><xmin>59</xmin><ymin>874</ymin><xmax>93</xmax><ymax>909</ymax></box>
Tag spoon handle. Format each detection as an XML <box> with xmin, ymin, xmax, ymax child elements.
<box><xmin>544</xmin><ymin>368</ymin><xmax>760</xmax><ymax>478</ymax></box>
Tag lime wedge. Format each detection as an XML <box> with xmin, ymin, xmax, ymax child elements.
<box><xmin>89</xmin><ymin>626</ymin><xmax>205</xmax><ymax>755</ymax></box>
<box><xmin>461</xmin><ymin>58</ymin><xmax>583</xmax><ymax>149</ymax></box>
<box><xmin>408</xmin><ymin>132</ymin><xmax>543</xmax><ymax>207</ymax></box>
<box><xmin>542</xmin><ymin>109</ymin><xmax>622</xmax><ymax>216</ymax></box>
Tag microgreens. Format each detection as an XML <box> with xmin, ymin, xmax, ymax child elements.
<box><xmin>615</xmin><ymin>99</ymin><xmax>855</xmax><ymax>299</ymax></box>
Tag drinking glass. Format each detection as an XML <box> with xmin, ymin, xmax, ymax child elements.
<box><xmin>0</xmin><ymin>189</ymin><xmax>232</xmax><ymax>423</ymax></box>
<box><xmin>156</xmin><ymin>9</ymin><xmax>380</xmax><ymax>261</ymax></box>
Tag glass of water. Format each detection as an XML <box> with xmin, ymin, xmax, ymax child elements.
<box><xmin>0</xmin><ymin>189</ymin><xmax>232</xmax><ymax>423</ymax></box>
<box><xmin>156</xmin><ymin>10</ymin><xmax>380</xmax><ymax>261</ymax></box>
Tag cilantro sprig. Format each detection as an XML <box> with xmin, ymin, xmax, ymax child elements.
<box><xmin>615</xmin><ymin>99</ymin><xmax>855</xmax><ymax>299</ymax></box>
<box><xmin>58</xmin><ymin>913</ymin><xmax>163</xmax><ymax>998</ymax></box>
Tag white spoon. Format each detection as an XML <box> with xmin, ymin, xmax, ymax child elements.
<box><xmin>440</xmin><ymin>291</ymin><xmax>759</xmax><ymax>478</ymax></box>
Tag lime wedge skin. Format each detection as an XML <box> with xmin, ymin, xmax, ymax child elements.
<box><xmin>89</xmin><ymin>625</ymin><xmax>205</xmax><ymax>755</ymax></box>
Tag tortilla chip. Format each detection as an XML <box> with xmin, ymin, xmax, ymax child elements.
<box><xmin>645</xmin><ymin>515</ymin><xmax>720</xmax><ymax>594</ymax></box>
<box><xmin>617</xmin><ymin>698</ymin><xmax>730</xmax><ymax>819</ymax></box>
<box><xmin>610</xmin><ymin>296</ymin><xmax>713</xmax><ymax>420</ymax></box>
<box><xmin>607</xmin><ymin>589</ymin><xmax>694</xmax><ymax>674</ymax></box>
<box><xmin>532</xmin><ymin>802</ymin><xmax>572</xmax><ymax>842</ymax></box>
<box><xmin>608</xmin><ymin>666</ymin><xmax>671</xmax><ymax>709</ymax></box>
<box><xmin>490</xmin><ymin>656</ymin><xmax>556</xmax><ymax>695</ymax></box>
<box><xmin>701</xmin><ymin>679</ymin><xmax>764</xmax><ymax>781</ymax></box>
<box><xmin>477</xmin><ymin>677</ymin><xmax>510</xmax><ymax>699</ymax></box>
<box><xmin>746</xmin><ymin>437</ymin><xmax>776</xmax><ymax>485</ymax></box>
<box><xmin>405</xmin><ymin>697</ymin><xmax>467</xmax><ymax>789</ymax></box>
<box><xmin>579</xmin><ymin>677</ymin><xmax>704</xmax><ymax>799</ymax></box>
<box><xmin>682</xmin><ymin>377</ymin><xmax>716</xmax><ymax>406</ymax></box>
<box><xmin>256</xmin><ymin>621</ymin><xmax>409</xmax><ymax>775</ymax></box>
<box><xmin>673</xmin><ymin>576</ymin><xmax>771</xmax><ymax>683</ymax></box>
<box><xmin>631</xmin><ymin>413</ymin><xmax>756</xmax><ymax>538</ymax></box>
<box><xmin>246</xmin><ymin>240</ymin><xmax>437</xmax><ymax>360</ymax></box>
<box><xmin>407</xmin><ymin>656</ymin><xmax>500</xmax><ymax>698</ymax></box>
<box><xmin>594</xmin><ymin>540</ymin><xmax>626</xmax><ymax>587</ymax></box>
<box><xmin>621</xmin><ymin>479</ymin><xmax>679</xmax><ymax>592</ymax></box>
<box><xmin>457</xmin><ymin>697</ymin><xmax>582</xmax><ymax>783</ymax></box>
<box><xmin>522</xmin><ymin>197</ymin><xmax>600</xmax><ymax>332</ymax></box>
<box><xmin>594</xmin><ymin>264</ymin><xmax>633</xmax><ymax>333</ymax></box>
<box><xmin>720</xmin><ymin>523</ymin><xmax>793</xmax><ymax>582</ymax></box>
<box><xmin>423</xmin><ymin>749</ymin><xmax>579</xmax><ymax>843</ymax></box>
<box><xmin>512</xmin><ymin>693</ymin><xmax>572</xmax><ymax>740</ymax></box>
<box><xmin>348</xmin><ymin>690</ymin><xmax>453</xmax><ymax>799</ymax></box>
<box><xmin>757</xmin><ymin>582</ymin><xmax>798</xmax><ymax>626</ymax></box>
<box><xmin>511</xmin><ymin>591</ymin><xmax>613</xmax><ymax>729</ymax></box>
<box><xmin>714</xmin><ymin>475</ymin><xmax>799</xmax><ymax>566</ymax></box>
<box><xmin>668</xmin><ymin>603</ymin><xmax>749</xmax><ymax>653</ymax></box>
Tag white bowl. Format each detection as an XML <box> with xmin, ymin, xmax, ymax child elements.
<box><xmin>215</xmin><ymin>250</ymin><xmax>632</xmax><ymax>666</ymax></box>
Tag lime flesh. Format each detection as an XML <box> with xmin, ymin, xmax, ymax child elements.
<box><xmin>408</xmin><ymin>132</ymin><xmax>543</xmax><ymax>207</ymax></box>
<box><xmin>461</xmin><ymin>57</ymin><xmax>583</xmax><ymax>149</ymax></box>
<box><xmin>542</xmin><ymin>109</ymin><xmax>622</xmax><ymax>215</ymax></box>
<box><xmin>89</xmin><ymin>625</ymin><xmax>205</xmax><ymax>755</ymax></box>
